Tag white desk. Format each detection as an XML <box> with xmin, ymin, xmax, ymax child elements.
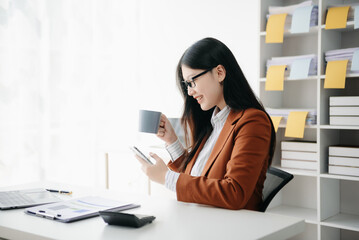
<box><xmin>0</xmin><ymin>183</ymin><xmax>305</xmax><ymax>240</ymax></box>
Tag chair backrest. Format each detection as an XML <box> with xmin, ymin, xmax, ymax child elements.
<box><xmin>259</xmin><ymin>167</ymin><xmax>294</xmax><ymax>212</ymax></box>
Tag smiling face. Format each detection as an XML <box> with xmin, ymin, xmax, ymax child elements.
<box><xmin>182</xmin><ymin>65</ymin><xmax>226</xmax><ymax>111</ymax></box>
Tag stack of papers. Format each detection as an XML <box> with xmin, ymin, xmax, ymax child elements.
<box><xmin>266</xmin><ymin>54</ymin><xmax>317</xmax><ymax>78</ymax></box>
<box><xmin>348</xmin><ymin>4</ymin><xmax>359</xmax><ymax>21</ymax></box>
<box><xmin>325</xmin><ymin>47</ymin><xmax>359</xmax><ymax>73</ymax></box>
<box><xmin>267</xmin><ymin>108</ymin><xmax>317</xmax><ymax>125</ymax></box>
<box><xmin>267</xmin><ymin>0</ymin><xmax>318</xmax><ymax>31</ymax></box>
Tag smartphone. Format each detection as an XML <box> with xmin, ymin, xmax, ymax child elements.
<box><xmin>130</xmin><ymin>146</ymin><xmax>154</xmax><ymax>165</ymax></box>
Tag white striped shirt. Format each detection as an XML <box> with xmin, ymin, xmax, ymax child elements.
<box><xmin>165</xmin><ymin>106</ymin><xmax>231</xmax><ymax>192</ymax></box>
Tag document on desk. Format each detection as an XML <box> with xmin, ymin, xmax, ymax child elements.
<box><xmin>25</xmin><ymin>196</ymin><xmax>139</xmax><ymax>223</ymax></box>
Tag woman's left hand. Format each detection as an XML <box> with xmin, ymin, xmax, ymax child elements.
<box><xmin>135</xmin><ymin>152</ymin><xmax>168</xmax><ymax>185</ymax></box>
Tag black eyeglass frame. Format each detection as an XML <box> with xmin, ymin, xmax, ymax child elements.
<box><xmin>182</xmin><ymin>68</ymin><xmax>213</xmax><ymax>89</ymax></box>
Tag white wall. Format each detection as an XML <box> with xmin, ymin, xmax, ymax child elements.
<box><xmin>0</xmin><ymin>0</ymin><xmax>259</xmax><ymax>189</ymax></box>
<box><xmin>137</xmin><ymin>0</ymin><xmax>259</xmax><ymax>117</ymax></box>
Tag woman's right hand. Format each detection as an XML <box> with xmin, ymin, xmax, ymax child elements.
<box><xmin>157</xmin><ymin>114</ymin><xmax>178</xmax><ymax>146</ymax></box>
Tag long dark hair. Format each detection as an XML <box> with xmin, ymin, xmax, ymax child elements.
<box><xmin>176</xmin><ymin>37</ymin><xmax>275</xmax><ymax>171</ymax></box>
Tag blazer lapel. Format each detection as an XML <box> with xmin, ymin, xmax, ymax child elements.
<box><xmin>201</xmin><ymin>109</ymin><xmax>244</xmax><ymax>176</ymax></box>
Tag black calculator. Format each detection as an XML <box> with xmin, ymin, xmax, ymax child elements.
<box><xmin>99</xmin><ymin>211</ymin><xmax>156</xmax><ymax>228</ymax></box>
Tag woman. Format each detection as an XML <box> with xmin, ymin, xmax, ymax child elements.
<box><xmin>136</xmin><ymin>37</ymin><xmax>275</xmax><ymax>210</ymax></box>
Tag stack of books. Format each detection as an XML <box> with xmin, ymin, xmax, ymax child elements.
<box><xmin>266</xmin><ymin>54</ymin><xmax>317</xmax><ymax>79</ymax></box>
<box><xmin>267</xmin><ymin>108</ymin><xmax>317</xmax><ymax>125</ymax></box>
<box><xmin>281</xmin><ymin>141</ymin><xmax>318</xmax><ymax>171</ymax></box>
<box><xmin>329</xmin><ymin>96</ymin><xmax>359</xmax><ymax>126</ymax></box>
<box><xmin>325</xmin><ymin>47</ymin><xmax>359</xmax><ymax>74</ymax></box>
<box><xmin>267</xmin><ymin>0</ymin><xmax>318</xmax><ymax>31</ymax></box>
<box><xmin>329</xmin><ymin>146</ymin><xmax>359</xmax><ymax>177</ymax></box>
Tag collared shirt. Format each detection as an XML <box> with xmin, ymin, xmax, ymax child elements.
<box><xmin>165</xmin><ymin>106</ymin><xmax>231</xmax><ymax>192</ymax></box>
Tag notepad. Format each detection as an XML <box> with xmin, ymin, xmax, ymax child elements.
<box><xmin>25</xmin><ymin>196</ymin><xmax>139</xmax><ymax>223</ymax></box>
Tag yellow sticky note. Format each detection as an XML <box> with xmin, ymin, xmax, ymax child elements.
<box><xmin>265</xmin><ymin>65</ymin><xmax>286</xmax><ymax>91</ymax></box>
<box><xmin>285</xmin><ymin>111</ymin><xmax>308</xmax><ymax>138</ymax></box>
<box><xmin>266</xmin><ymin>13</ymin><xmax>287</xmax><ymax>43</ymax></box>
<box><xmin>324</xmin><ymin>60</ymin><xmax>348</xmax><ymax>89</ymax></box>
<box><xmin>325</xmin><ymin>6</ymin><xmax>350</xmax><ymax>29</ymax></box>
<box><xmin>270</xmin><ymin>116</ymin><xmax>282</xmax><ymax>133</ymax></box>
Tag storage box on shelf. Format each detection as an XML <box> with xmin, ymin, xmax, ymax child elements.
<box><xmin>281</xmin><ymin>141</ymin><xmax>318</xmax><ymax>171</ymax></box>
<box><xmin>260</xmin><ymin>0</ymin><xmax>359</xmax><ymax>239</ymax></box>
<box><xmin>328</xmin><ymin>146</ymin><xmax>359</xmax><ymax>176</ymax></box>
<box><xmin>329</xmin><ymin>96</ymin><xmax>359</xmax><ymax>126</ymax></box>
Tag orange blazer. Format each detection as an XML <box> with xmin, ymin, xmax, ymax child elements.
<box><xmin>167</xmin><ymin>108</ymin><xmax>272</xmax><ymax>210</ymax></box>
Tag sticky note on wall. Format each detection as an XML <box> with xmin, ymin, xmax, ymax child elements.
<box><xmin>285</xmin><ymin>111</ymin><xmax>309</xmax><ymax>138</ymax></box>
<box><xmin>324</xmin><ymin>60</ymin><xmax>348</xmax><ymax>89</ymax></box>
<box><xmin>325</xmin><ymin>6</ymin><xmax>350</xmax><ymax>29</ymax></box>
<box><xmin>270</xmin><ymin>116</ymin><xmax>283</xmax><ymax>132</ymax></box>
<box><xmin>265</xmin><ymin>65</ymin><xmax>286</xmax><ymax>91</ymax></box>
<box><xmin>266</xmin><ymin>13</ymin><xmax>287</xmax><ymax>43</ymax></box>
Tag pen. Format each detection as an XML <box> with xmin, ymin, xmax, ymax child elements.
<box><xmin>46</xmin><ymin>189</ymin><xmax>72</xmax><ymax>195</ymax></box>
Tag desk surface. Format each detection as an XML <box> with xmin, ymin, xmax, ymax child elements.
<box><xmin>0</xmin><ymin>183</ymin><xmax>305</xmax><ymax>240</ymax></box>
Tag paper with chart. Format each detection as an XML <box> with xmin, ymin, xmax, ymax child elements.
<box><xmin>25</xmin><ymin>196</ymin><xmax>133</xmax><ymax>222</ymax></box>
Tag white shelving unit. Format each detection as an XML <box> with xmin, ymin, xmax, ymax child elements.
<box><xmin>259</xmin><ymin>0</ymin><xmax>359</xmax><ymax>239</ymax></box>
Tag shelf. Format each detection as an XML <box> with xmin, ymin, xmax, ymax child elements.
<box><xmin>259</xmin><ymin>76</ymin><xmax>318</xmax><ymax>82</ymax></box>
<box><xmin>320</xmin><ymin>173</ymin><xmax>359</xmax><ymax>182</ymax></box>
<box><xmin>320</xmin><ymin>125</ymin><xmax>359</xmax><ymax>130</ymax></box>
<box><xmin>320</xmin><ymin>73</ymin><xmax>359</xmax><ymax>79</ymax></box>
<box><xmin>260</xmin><ymin>26</ymin><xmax>319</xmax><ymax>37</ymax></box>
<box><xmin>321</xmin><ymin>213</ymin><xmax>359</xmax><ymax>232</ymax></box>
<box><xmin>273</xmin><ymin>165</ymin><xmax>318</xmax><ymax>177</ymax></box>
<box><xmin>267</xmin><ymin>205</ymin><xmax>318</xmax><ymax>224</ymax></box>
<box><xmin>259</xmin><ymin>1</ymin><xmax>359</xmax><ymax>238</ymax></box>
<box><xmin>320</xmin><ymin>21</ymin><xmax>357</xmax><ymax>32</ymax></box>
<box><xmin>277</xmin><ymin>124</ymin><xmax>318</xmax><ymax>129</ymax></box>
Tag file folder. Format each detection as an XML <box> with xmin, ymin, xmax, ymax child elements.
<box><xmin>266</xmin><ymin>13</ymin><xmax>287</xmax><ymax>43</ymax></box>
<box><xmin>324</xmin><ymin>60</ymin><xmax>348</xmax><ymax>89</ymax></box>
<box><xmin>285</xmin><ymin>111</ymin><xmax>308</xmax><ymax>138</ymax></box>
<box><xmin>325</xmin><ymin>6</ymin><xmax>350</xmax><ymax>29</ymax></box>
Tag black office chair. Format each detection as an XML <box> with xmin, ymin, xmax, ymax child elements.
<box><xmin>259</xmin><ymin>167</ymin><xmax>294</xmax><ymax>212</ymax></box>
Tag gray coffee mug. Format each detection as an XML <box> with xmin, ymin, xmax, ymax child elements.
<box><xmin>139</xmin><ymin>110</ymin><xmax>162</xmax><ymax>134</ymax></box>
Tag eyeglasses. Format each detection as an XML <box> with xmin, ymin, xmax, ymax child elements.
<box><xmin>182</xmin><ymin>68</ymin><xmax>212</xmax><ymax>89</ymax></box>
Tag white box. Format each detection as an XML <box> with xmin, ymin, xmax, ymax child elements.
<box><xmin>281</xmin><ymin>141</ymin><xmax>317</xmax><ymax>152</ymax></box>
<box><xmin>330</xmin><ymin>96</ymin><xmax>359</xmax><ymax>106</ymax></box>
<box><xmin>329</xmin><ymin>156</ymin><xmax>359</xmax><ymax>167</ymax></box>
<box><xmin>329</xmin><ymin>107</ymin><xmax>359</xmax><ymax>116</ymax></box>
<box><xmin>330</xmin><ymin>116</ymin><xmax>359</xmax><ymax>126</ymax></box>
<box><xmin>281</xmin><ymin>159</ymin><xmax>317</xmax><ymax>170</ymax></box>
<box><xmin>328</xmin><ymin>165</ymin><xmax>359</xmax><ymax>177</ymax></box>
<box><xmin>282</xmin><ymin>151</ymin><xmax>318</xmax><ymax>161</ymax></box>
<box><xmin>329</xmin><ymin>146</ymin><xmax>359</xmax><ymax>158</ymax></box>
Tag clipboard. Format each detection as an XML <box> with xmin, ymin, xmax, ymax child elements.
<box><xmin>25</xmin><ymin>196</ymin><xmax>140</xmax><ymax>223</ymax></box>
